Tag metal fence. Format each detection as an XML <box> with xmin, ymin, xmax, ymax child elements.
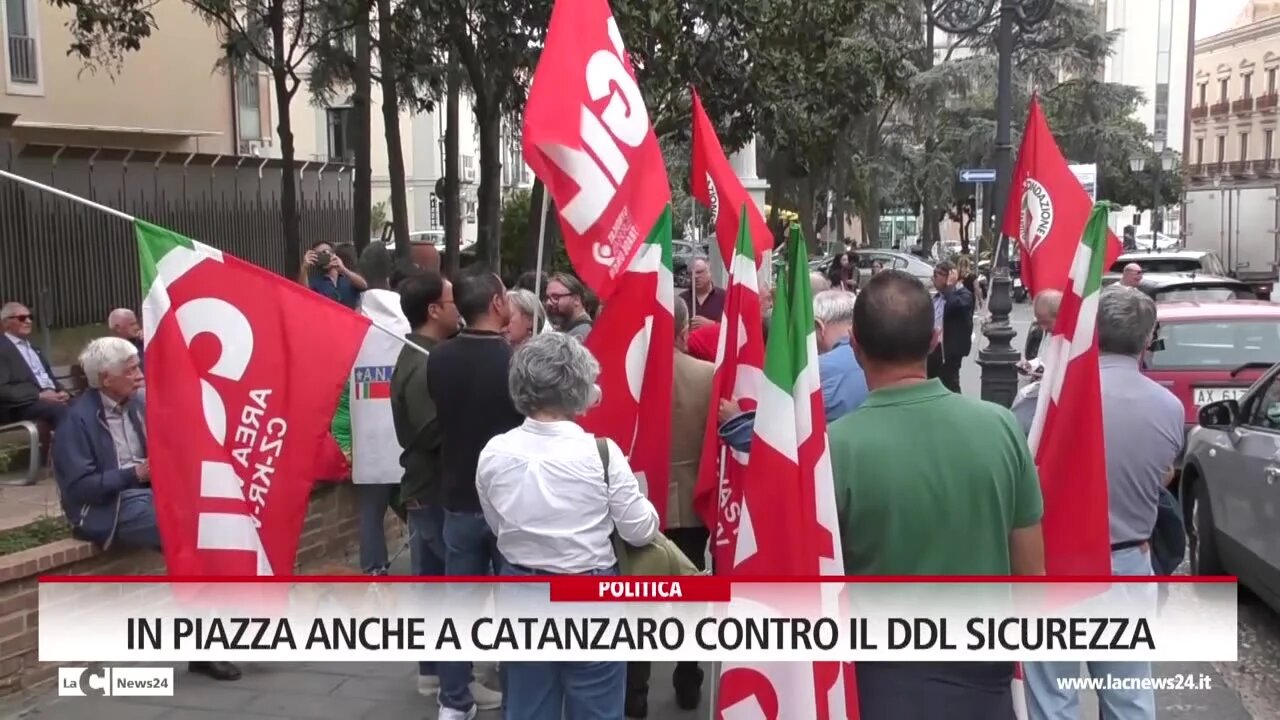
<box><xmin>0</xmin><ymin>140</ymin><xmax>354</xmax><ymax>329</ymax></box>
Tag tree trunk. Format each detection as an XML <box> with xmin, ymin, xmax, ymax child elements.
<box><xmin>475</xmin><ymin>101</ymin><xmax>503</xmax><ymax>272</ymax></box>
<box><xmin>443</xmin><ymin>57</ymin><xmax>462</xmax><ymax>278</ymax></box>
<box><xmin>352</xmin><ymin>9</ymin><xmax>372</xmax><ymax>256</ymax></box>
<box><xmin>833</xmin><ymin>160</ymin><xmax>846</xmax><ymax>247</ymax></box>
<box><xmin>376</xmin><ymin>0</ymin><xmax>410</xmax><ymax>261</ymax></box>
<box><xmin>269</xmin><ymin>5</ymin><xmax>301</xmax><ymax>276</ymax></box>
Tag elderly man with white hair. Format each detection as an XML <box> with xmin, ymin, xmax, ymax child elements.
<box><xmin>107</xmin><ymin>308</ymin><xmax>144</xmax><ymax>369</ymax></box>
<box><xmin>53</xmin><ymin>336</ymin><xmax>244</xmax><ymax>682</ymax></box>
<box><xmin>814</xmin><ymin>289</ymin><xmax>869</xmax><ymax>423</ymax></box>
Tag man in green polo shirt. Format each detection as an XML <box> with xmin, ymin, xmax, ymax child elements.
<box><xmin>829</xmin><ymin>269</ymin><xmax>1045</xmax><ymax>718</ymax></box>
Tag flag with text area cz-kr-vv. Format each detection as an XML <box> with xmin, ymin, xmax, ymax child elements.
<box><xmin>715</xmin><ymin>225</ymin><xmax>857</xmax><ymax>720</ymax></box>
<box><xmin>137</xmin><ymin>220</ymin><xmax>369</xmax><ymax>575</ymax></box>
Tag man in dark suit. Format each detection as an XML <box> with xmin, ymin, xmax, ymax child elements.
<box><xmin>925</xmin><ymin>262</ymin><xmax>974</xmax><ymax>393</ymax></box>
<box><xmin>0</xmin><ymin>302</ymin><xmax>68</xmax><ymax>426</ymax></box>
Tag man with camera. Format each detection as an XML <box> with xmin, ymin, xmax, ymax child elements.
<box><xmin>301</xmin><ymin>241</ymin><xmax>368</xmax><ymax>309</ymax></box>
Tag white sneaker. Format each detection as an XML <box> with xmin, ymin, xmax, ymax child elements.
<box><xmin>469</xmin><ymin>680</ymin><xmax>503</xmax><ymax>710</ymax></box>
<box><xmin>437</xmin><ymin>704</ymin><xmax>478</xmax><ymax>720</ymax></box>
<box><xmin>416</xmin><ymin>674</ymin><xmax>440</xmax><ymax>697</ymax></box>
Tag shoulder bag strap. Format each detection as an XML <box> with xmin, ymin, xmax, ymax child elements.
<box><xmin>596</xmin><ymin>438</ymin><xmax>630</xmax><ymax>574</ymax></box>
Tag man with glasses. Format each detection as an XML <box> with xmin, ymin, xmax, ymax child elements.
<box><xmin>0</xmin><ymin>301</ymin><xmax>69</xmax><ymax>426</ymax></box>
<box><xmin>544</xmin><ymin>273</ymin><xmax>594</xmax><ymax>340</ymax></box>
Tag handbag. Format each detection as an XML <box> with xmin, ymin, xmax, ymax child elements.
<box><xmin>595</xmin><ymin>438</ymin><xmax>699</xmax><ymax>577</ymax></box>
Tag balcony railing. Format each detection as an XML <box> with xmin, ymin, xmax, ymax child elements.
<box><xmin>1189</xmin><ymin>163</ymin><xmax>1207</xmax><ymax>177</ymax></box>
<box><xmin>1230</xmin><ymin>160</ymin><xmax>1254</xmax><ymax>177</ymax></box>
<box><xmin>1259</xmin><ymin>92</ymin><xmax>1279</xmax><ymax>112</ymax></box>
<box><xmin>1233</xmin><ymin>97</ymin><xmax>1256</xmax><ymax>114</ymax></box>
<box><xmin>1191</xmin><ymin>104</ymin><xmax>1209</xmax><ymax>120</ymax></box>
<box><xmin>6</xmin><ymin>35</ymin><xmax>37</xmax><ymax>84</ymax></box>
<box><xmin>1210</xmin><ymin>100</ymin><xmax>1231</xmax><ymax>117</ymax></box>
<box><xmin>1251</xmin><ymin>159</ymin><xmax>1279</xmax><ymax>176</ymax></box>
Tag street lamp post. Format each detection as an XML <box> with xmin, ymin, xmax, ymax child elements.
<box><xmin>930</xmin><ymin>0</ymin><xmax>1055</xmax><ymax>407</ymax></box>
<box><xmin>1130</xmin><ymin>140</ymin><xmax>1176</xmax><ymax>245</ymax></box>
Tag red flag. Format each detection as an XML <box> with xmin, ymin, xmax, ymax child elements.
<box><xmin>1002</xmin><ymin>97</ymin><xmax>1121</xmax><ymax>297</ymax></box>
<box><xmin>579</xmin><ymin>210</ymin><xmax>675</xmax><ymax>525</ymax></box>
<box><xmin>1027</xmin><ymin>204</ymin><xmax>1112</xmax><ymax>576</ymax></box>
<box><xmin>691</xmin><ymin>207</ymin><xmax>765</xmax><ymax>568</ymax></box>
<box><xmin>690</xmin><ymin>91</ymin><xmax>773</xmax><ymax>267</ymax></box>
<box><xmin>138</xmin><ymin>221</ymin><xmax>369</xmax><ymax>575</ymax></box>
<box><xmin>522</xmin><ymin>0</ymin><xmax>671</xmax><ymax>301</ymax></box>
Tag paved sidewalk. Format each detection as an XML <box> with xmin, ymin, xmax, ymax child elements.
<box><xmin>1</xmin><ymin>661</ymin><xmax>708</xmax><ymax>720</ymax></box>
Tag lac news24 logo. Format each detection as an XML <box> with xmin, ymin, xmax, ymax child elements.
<box><xmin>58</xmin><ymin>666</ymin><xmax>174</xmax><ymax>697</ymax></box>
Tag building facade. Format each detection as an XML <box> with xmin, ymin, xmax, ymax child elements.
<box><xmin>1</xmin><ymin>0</ymin><xmax>239</xmax><ymax>153</ymax></box>
<box><xmin>1187</xmin><ymin>6</ymin><xmax>1280</xmax><ymax>188</ymax></box>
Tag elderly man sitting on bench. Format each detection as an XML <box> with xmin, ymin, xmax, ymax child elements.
<box><xmin>53</xmin><ymin>336</ymin><xmax>241</xmax><ymax>682</ymax></box>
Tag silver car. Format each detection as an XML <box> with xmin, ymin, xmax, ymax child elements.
<box><xmin>1184</xmin><ymin>358</ymin><xmax>1280</xmax><ymax>610</ymax></box>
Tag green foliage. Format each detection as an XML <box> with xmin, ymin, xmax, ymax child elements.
<box><xmin>0</xmin><ymin>516</ymin><xmax>72</xmax><ymax>557</ymax></box>
<box><xmin>498</xmin><ymin>189</ymin><xmax>570</xmax><ymax>278</ymax></box>
<box><xmin>610</xmin><ymin>0</ymin><xmax>762</xmax><ymax>151</ymax></box>
<box><xmin>370</xmin><ymin>202</ymin><xmax>388</xmax><ymax>236</ymax></box>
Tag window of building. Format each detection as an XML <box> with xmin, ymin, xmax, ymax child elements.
<box><xmin>1240</xmin><ymin>132</ymin><xmax>1250</xmax><ymax>162</ymax></box>
<box><xmin>1217</xmin><ymin>135</ymin><xmax>1226</xmax><ymax>163</ymax></box>
<box><xmin>236</xmin><ymin>65</ymin><xmax>262</xmax><ymax>143</ymax></box>
<box><xmin>1269</xmin><ymin>68</ymin><xmax>1277</xmax><ymax>95</ymax></box>
<box><xmin>5</xmin><ymin>0</ymin><xmax>39</xmax><ymax>86</ymax></box>
<box><xmin>1196</xmin><ymin>138</ymin><xmax>1204</xmax><ymax>164</ymax></box>
<box><xmin>1244</xmin><ymin>73</ymin><xmax>1253</xmax><ymax>98</ymax></box>
<box><xmin>462</xmin><ymin>154</ymin><xmax>475</xmax><ymax>181</ymax></box>
<box><xmin>326</xmin><ymin>107</ymin><xmax>354</xmax><ymax>164</ymax></box>
<box><xmin>1198</xmin><ymin>82</ymin><xmax>1207</xmax><ymax>106</ymax></box>
<box><xmin>1220</xmin><ymin>78</ymin><xmax>1229</xmax><ymax>102</ymax></box>
<box><xmin>1267</xmin><ymin>129</ymin><xmax>1275</xmax><ymax>162</ymax></box>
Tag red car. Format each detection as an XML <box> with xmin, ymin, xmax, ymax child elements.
<box><xmin>1143</xmin><ymin>301</ymin><xmax>1280</xmax><ymax>426</ymax></box>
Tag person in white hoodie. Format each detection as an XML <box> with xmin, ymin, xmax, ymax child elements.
<box><xmin>349</xmin><ymin>242</ymin><xmax>411</xmax><ymax>574</ymax></box>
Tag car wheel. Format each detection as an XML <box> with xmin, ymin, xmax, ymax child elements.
<box><xmin>1190</xmin><ymin>476</ymin><xmax>1225</xmax><ymax>576</ymax></box>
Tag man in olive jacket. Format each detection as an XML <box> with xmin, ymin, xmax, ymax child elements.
<box><xmin>390</xmin><ymin>270</ymin><xmax>461</xmax><ymax>697</ymax></box>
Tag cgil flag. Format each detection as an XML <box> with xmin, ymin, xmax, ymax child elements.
<box><xmin>689</xmin><ymin>90</ymin><xmax>773</xmax><ymax>271</ymax></box>
<box><xmin>579</xmin><ymin>210</ymin><xmax>676</xmax><ymax>524</ymax></box>
<box><xmin>525</xmin><ymin>0</ymin><xmax>675</xmax><ymax>523</ymax></box>
<box><xmin>692</xmin><ymin>206</ymin><xmax>766</xmax><ymax>568</ymax></box>
<box><xmin>521</xmin><ymin>0</ymin><xmax>671</xmax><ymax>302</ymax></box>
<box><xmin>715</xmin><ymin>225</ymin><xmax>856</xmax><ymax>719</ymax></box>
<box><xmin>1003</xmin><ymin>97</ymin><xmax>1121</xmax><ymax>298</ymax></box>
<box><xmin>1027</xmin><ymin>203</ymin><xmax>1113</xmax><ymax>576</ymax></box>
<box><xmin>137</xmin><ymin>220</ymin><xmax>369</xmax><ymax>575</ymax></box>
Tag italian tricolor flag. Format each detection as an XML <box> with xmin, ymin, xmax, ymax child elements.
<box><xmin>713</xmin><ymin>225</ymin><xmax>856</xmax><ymax>719</ymax></box>
<box><xmin>692</xmin><ymin>206</ymin><xmax>766</xmax><ymax>569</ymax></box>
<box><xmin>1028</xmin><ymin>202</ymin><xmax>1113</xmax><ymax>575</ymax></box>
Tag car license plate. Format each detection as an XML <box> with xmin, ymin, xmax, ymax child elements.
<box><xmin>1193</xmin><ymin>387</ymin><xmax>1248</xmax><ymax>406</ymax></box>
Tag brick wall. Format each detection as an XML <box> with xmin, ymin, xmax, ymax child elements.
<box><xmin>0</xmin><ymin>482</ymin><xmax>402</xmax><ymax>697</ymax></box>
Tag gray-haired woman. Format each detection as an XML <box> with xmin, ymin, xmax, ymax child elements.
<box><xmin>504</xmin><ymin>288</ymin><xmax>543</xmax><ymax>348</ymax></box>
<box><xmin>476</xmin><ymin>332</ymin><xmax>658</xmax><ymax>719</ymax></box>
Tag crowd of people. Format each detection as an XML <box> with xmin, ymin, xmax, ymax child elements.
<box><xmin>0</xmin><ymin>235</ymin><xmax>1182</xmax><ymax>720</ymax></box>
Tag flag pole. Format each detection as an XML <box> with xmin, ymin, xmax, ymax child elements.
<box><xmin>0</xmin><ymin>169</ymin><xmax>135</xmax><ymax>222</ymax></box>
<box><xmin>533</xmin><ymin>187</ymin><xmax>550</xmax><ymax>333</ymax></box>
<box><xmin>0</xmin><ymin>169</ymin><xmax>426</xmax><ymax>357</ymax></box>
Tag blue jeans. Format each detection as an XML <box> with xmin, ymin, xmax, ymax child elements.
<box><xmin>439</xmin><ymin>509</ymin><xmax>505</xmax><ymax>712</ymax></box>
<box><xmin>114</xmin><ymin>488</ymin><xmax>161</xmax><ymax>551</ymax></box>
<box><xmin>1023</xmin><ymin>547</ymin><xmax>1157</xmax><ymax>720</ymax></box>
<box><xmin>408</xmin><ymin>504</ymin><xmax>446</xmax><ymax>677</ymax></box>
<box><xmin>356</xmin><ymin>484</ymin><xmax>394</xmax><ymax>573</ymax></box>
<box><xmin>501</xmin><ymin>562</ymin><xmax>624</xmax><ymax>720</ymax></box>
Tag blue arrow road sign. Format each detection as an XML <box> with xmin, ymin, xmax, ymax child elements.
<box><xmin>959</xmin><ymin>168</ymin><xmax>997</xmax><ymax>183</ymax></box>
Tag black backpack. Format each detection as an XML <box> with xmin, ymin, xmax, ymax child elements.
<box><xmin>1151</xmin><ymin>487</ymin><xmax>1186</xmax><ymax>575</ymax></box>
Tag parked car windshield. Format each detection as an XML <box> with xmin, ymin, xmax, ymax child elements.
<box><xmin>1147</xmin><ymin>319</ymin><xmax>1280</xmax><ymax>369</ymax></box>
<box><xmin>1111</xmin><ymin>257</ymin><xmax>1204</xmax><ymax>274</ymax></box>
<box><xmin>1152</xmin><ymin>286</ymin><xmax>1256</xmax><ymax>302</ymax></box>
